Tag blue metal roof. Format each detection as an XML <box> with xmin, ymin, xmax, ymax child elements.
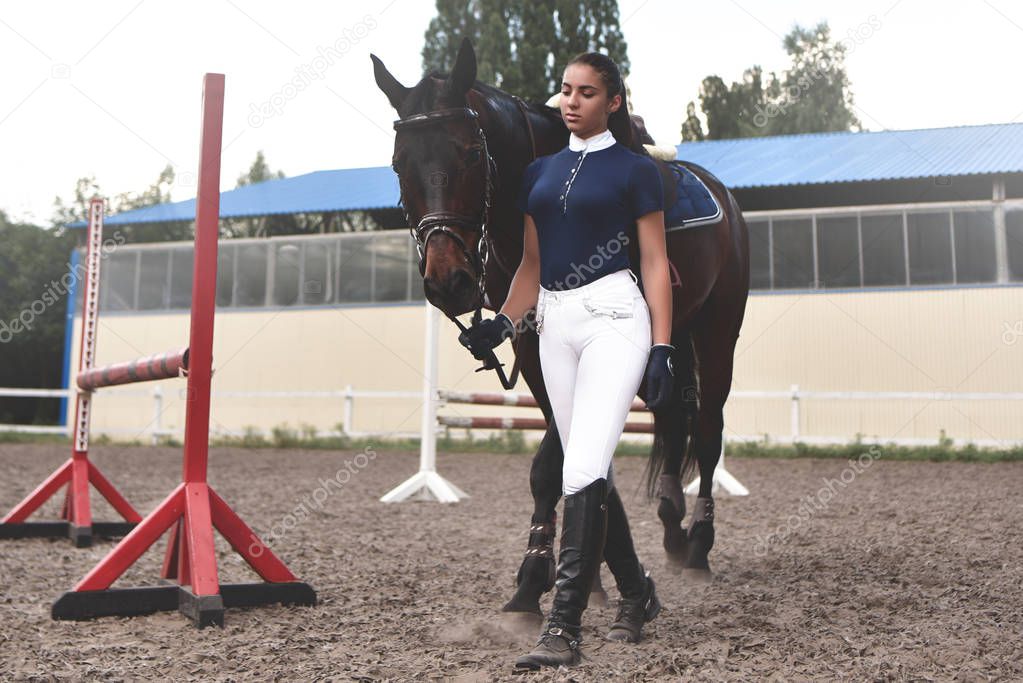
<box><xmin>674</xmin><ymin>122</ymin><xmax>1023</xmax><ymax>189</ymax></box>
<box><xmin>76</xmin><ymin>165</ymin><xmax>401</xmax><ymax>227</ymax></box>
<box><xmin>74</xmin><ymin>123</ymin><xmax>1023</xmax><ymax>227</ymax></box>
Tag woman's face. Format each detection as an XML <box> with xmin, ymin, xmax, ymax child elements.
<box><xmin>560</xmin><ymin>63</ymin><xmax>621</xmax><ymax>139</ymax></box>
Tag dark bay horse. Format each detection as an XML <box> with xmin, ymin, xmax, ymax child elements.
<box><xmin>372</xmin><ymin>39</ymin><xmax>750</xmax><ymax>618</ymax></box>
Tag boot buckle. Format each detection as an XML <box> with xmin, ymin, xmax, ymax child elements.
<box><xmin>541</xmin><ymin>627</ymin><xmax>578</xmax><ymax>649</ymax></box>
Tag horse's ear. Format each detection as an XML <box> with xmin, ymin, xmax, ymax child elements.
<box><xmin>447</xmin><ymin>37</ymin><xmax>477</xmax><ymax>97</ymax></box>
<box><xmin>371</xmin><ymin>53</ymin><xmax>411</xmax><ymax>111</ymax></box>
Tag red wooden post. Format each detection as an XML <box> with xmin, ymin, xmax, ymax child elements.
<box><xmin>51</xmin><ymin>74</ymin><xmax>316</xmax><ymax>628</ymax></box>
<box><xmin>0</xmin><ymin>198</ymin><xmax>142</xmax><ymax>547</ymax></box>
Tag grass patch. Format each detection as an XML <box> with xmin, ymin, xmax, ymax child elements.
<box><xmin>3</xmin><ymin>426</ymin><xmax>1023</xmax><ymax>463</ymax></box>
<box><xmin>0</xmin><ymin>431</ymin><xmax>68</xmax><ymax>445</ymax></box>
<box><xmin>727</xmin><ymin>438</ymin><xmax>1023</xmax><ymax>463</ymax></box>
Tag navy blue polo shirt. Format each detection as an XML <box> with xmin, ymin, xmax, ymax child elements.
<box><xmin>517</xmin><ymin>143</ymin><xmax>663</xmax><ymax>290</ymax></box>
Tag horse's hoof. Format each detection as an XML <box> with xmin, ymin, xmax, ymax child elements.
<box><xmin>502</xmin><ymin>593</ymin><xmax>543</xmax><ymax>614</ymax></box>
<box><xmin>662</xmin><ymin>523</ymin><xmax>689</xmax><ymax>561</ymax></box>
<box><xmin>658</xmin><ymin>496</ymin><xmax>689</xmax><ymax>561</ymax></box>
<box><xmin>682</xmin><ymin>520</ymin><xmax>714</xmax><ymax>576</ymax></box>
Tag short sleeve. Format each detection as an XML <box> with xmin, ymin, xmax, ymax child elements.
<box><xmin>516</xmin><ymin>159</ymin><xmax>541</xmax><ymax>214</ymax></box>
<box><xmin>627</xmin><ymin>156</ymin><xmax>664</xmax><ymax>219</ymax></box>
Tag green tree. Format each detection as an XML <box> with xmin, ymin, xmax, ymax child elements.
<box><xmin>51</xmin><ymin>175</ymin><xmax>102</xmax><ymax>229</ymax></box>
<box><xmin>697</xmin><ymin>67</ymin><xmax>773</xmax><ymax>140</ymax></box>
<box><xmin>52</xmin><ymin>166</ymin><xmax>191</xmax><ymax>242</ymax></box>
<box><xmin>679</xmin><ymin>101</ymin><xmax>705</xmax><ymax>142</ymax></box>
<box><xmin>770</xmin><ymin>22</ymin><xmax>860</xmax><ymax>135</ymax></box>
<box><xmin>422</xmin><ymin>0</ymin><xmax>629</xmax><ymax>104</ymax></box>
<box><xmin>682</xmin><ymin>21</ymin><xmax>859</xmax><ymax>141</ymax></box>
<box><xmin>0</xmin><ymin>211</ymin><xmax>78</xmax><ymax>425</ymax></box>
<box><xmin>236</xmin><ymin>150</ymin><xmax>286</xmax><ymax>187</ymax></box>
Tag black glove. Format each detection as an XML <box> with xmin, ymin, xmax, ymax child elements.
<box><xmin>644</xmin><ymin>344</ymin><xmax>675</xmax><ymax>411</ymax></box>
<box><xmin>458</xmin><ymin>313</ymin><xmax>516</xmax><ymax>361</ymax></box>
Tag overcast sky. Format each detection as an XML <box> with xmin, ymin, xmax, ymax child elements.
<box><xmin>1</xmin><ymin>0</ymin><xmax>1020</xmax><ymax>226</ymax></box>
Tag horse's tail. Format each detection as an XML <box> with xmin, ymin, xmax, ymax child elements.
<box><xmin>644</xmin><ymin>328</ymin><xmax>699</xmax><ymax>498</ymax></box>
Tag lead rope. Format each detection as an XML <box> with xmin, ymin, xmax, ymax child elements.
<box><xmin>475</xmin><ymin>96</ymin><xmax>540</xmax><ymax>391</ymax></box>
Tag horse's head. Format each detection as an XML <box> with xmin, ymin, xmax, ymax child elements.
<box><xmin>372</xmin><ymin>39</ymin><xmax>491</xmax><ymax>316</ymax></box>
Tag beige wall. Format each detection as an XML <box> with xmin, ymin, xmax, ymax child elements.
<box><xmin>727</xmin><ymin>286</ymin><xmax>1023</xmax><ymax>445</ymax></box>
<box><xmin>69</xmin><ymin>286</ymin><xmax>1023</xmax><ymax>446</ymax></box>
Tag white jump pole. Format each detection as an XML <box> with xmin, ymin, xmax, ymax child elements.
<box><xmin>684</xmin><ymin>439</ymin><xmax>749</xmax><ymax>496</ymax></box>
<box><xmin>380</xmin><ymin>302</ymin><xmax>468</xmax><ymax>503</ymax></box>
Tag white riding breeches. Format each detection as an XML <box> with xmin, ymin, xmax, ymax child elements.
<box><xmin>536</xmin><ymin>269</ymin><xmax>652</xmax><ymax>495</ymax></box>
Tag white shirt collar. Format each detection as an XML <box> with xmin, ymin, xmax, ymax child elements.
<box><xmin>568</xmin><ymin>128</ymin><xmax>616</xmax><ymax>153</ymax></box>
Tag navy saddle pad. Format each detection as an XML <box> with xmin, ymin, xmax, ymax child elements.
<box><xmin>663</xmin><ymin>161</ymin><xmax>722</xmax><ymax>231</ymax></box>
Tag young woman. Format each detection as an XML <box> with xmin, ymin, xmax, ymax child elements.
<box><xmin>460</xmin><ymin>52</ymin><xmax>675</xmax><ymax>670</ymax></box>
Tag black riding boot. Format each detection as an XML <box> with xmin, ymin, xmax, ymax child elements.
<box><xmin>603</xmin><ymin>486</ymin><xmax>661</xmax><ymax>642</ymax></box>
<box><xmin>514</xmin><ymin>478</ymin><xmax>608</xmax><ymax>670</ymax></box>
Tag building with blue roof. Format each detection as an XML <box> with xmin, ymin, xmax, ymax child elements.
<box><xmin>60</xmin><ymin>121</ymin><xmax>1023</xmax><ymax>447</ymax></box>
<box><xmin>75</xmin><ymin>122</ymin><xmax>1023</xmax><ymax>226</ymax></box>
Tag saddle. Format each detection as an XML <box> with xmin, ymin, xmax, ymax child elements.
<box><xmin>632</xmin><ymin>112</ymin><xmax>721</xmax><ymax>230</ymax></box>
<box><xmin>659</xmin><ymin>161</ymin><xmax>722</xmax><ymax>231</ymax></box>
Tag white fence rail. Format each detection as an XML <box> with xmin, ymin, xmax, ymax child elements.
<box><xmin>0</xmin><ymin>386</ymin><xmax>420</xmax><ymax>441</ymax></box>
<box><xmin>0</xmin><ymin>388</ymin><xmax>73</xmax><ymax>435</ymax></box>
<box><xmin>4</xmin><ymin>384</ymin><xmax>1023</xmax><ymax>448</ymax></box>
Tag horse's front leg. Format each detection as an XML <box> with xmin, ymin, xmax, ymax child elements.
<box><xmin>502</xmin><ymin>424</ymin><xmax>562</xmax><ymax>620</ymax></box>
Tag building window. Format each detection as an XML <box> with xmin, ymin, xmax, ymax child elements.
<box><xmin>168</xmin><ymin>249</ymin><xmax>193</xmax><ymax>309</ymax></box>
<box><xmin>101</xmin><ymin>251</ymin><xmax>137</xmax><ymax>311</ymax></box>
<box><xmin>1007</xmin><ymin>207</ymin><xmax>1023</xmax><ymax>282</ymax></box>
<box><xmin>861</xmin><ymin>214</ymin><xmax>905</xmax><ymax>287</ymax></box>
<box><xmin>747</xmin><ymin>220</ymin><xmax>771</xmax><ymax>289</ymax></box>
<box><xmin>337</xmin><ymin>235</ymin><xmax>373</xmax><ymax>303</ymax></box>
<box><xmin>138</xmin><ymin>251</ymin><xmax>170</xmax><ymax>310</ymax></box>
<box><xmin>907</xmin><ymin>212</ymin><xmax>953</xmax><ymax>285</ymax></box>
<box><xmin>953</xmin><ymin>210</ymin><xmax>997</xmax><ymax>284</ymax></box>
<box><xmin>372</xmin><ymin>236</ymin><xmax>410</xmax><ymax>302</ymax></box>
<box><xmin>302</xmin><ymin>242</ymin><xmax>332</xmax><ymax>305</ymax></box>
<box><xmin>216</xmin><ymin>244</ymin><xmax>235</xmax><ymax>307</ymax></box>
<box><xmin>772</xmin><ymin>219</ymin><xmax>814</xmax><ymax>289</ymax></box>
<box><xmin>93</xmin><ymin>232</ymin><xmax>426</xmax><ymax>313</ymax></box>
<box><xmin>272</xmin><ymin>243</ymin><xmax>302</xmax><ymax>306</ymax></box>
<box><xmin>235</xmin><ymin>244</ymin><xmax>268</xmax><ymax>306</ymax></box>
<box><xmin>817</xmin><ymin>216</ymin><xmax>860</xmax><ymax>288</ymax></box>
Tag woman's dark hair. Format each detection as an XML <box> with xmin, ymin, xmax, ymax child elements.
<box><xmin>565</xmin><ymin>52</ymin><xmax>634</xmax><ymax>150</ymax></box>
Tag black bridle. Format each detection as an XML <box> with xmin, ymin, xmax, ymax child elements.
<box><xmin>392</xmin><ymin>107</ymin><xmax>494</xmax><ymax>298</ymax></box>
<box><xmin>392</xmin><ymin>100</ymin><xmax>535</xmax><ymax>389</ymax></box>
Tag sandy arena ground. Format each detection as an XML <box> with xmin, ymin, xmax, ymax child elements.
<box><xmin>1</xmin><ymin>443</ymin><xmax>1021</xmax><ymax>681</ymax></box>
